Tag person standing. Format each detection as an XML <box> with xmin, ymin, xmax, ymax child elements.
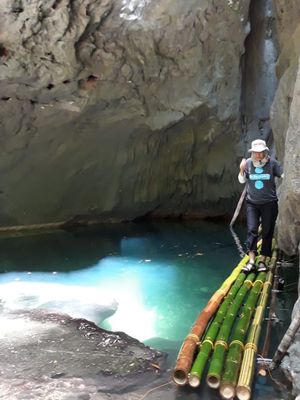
<box><xmin>238</xmin><ymin>139</ymin><xmax>284</xmax><ymax>272</ymax></box>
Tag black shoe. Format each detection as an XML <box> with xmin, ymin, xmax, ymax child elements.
<box><xmin>257</xmin><ymin>261</ymin><xmax>267</xmax><ymax>272</ymax></box>
<box><xmin>242</xmin><ymin>262</ymin><xmax>256</xmax><ymax>273</ymax></box>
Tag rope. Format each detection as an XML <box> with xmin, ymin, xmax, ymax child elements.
<box><xmin>284</xmin><ymin>282</ymin><xmax>298</xmax><ymax>288</ymax></box>
<box><xmin>229</xmin><ymin>226</ymin><xmax>246</xmax><ymax>258</ymax></box>
<box><xmin>138</xmin><ymin>381</ymin><xmax>173</xmax><ymax>400</ymax></box>
<box><xmin>245</xmin><ymin>343</ymin><xmax>257</xmax><ymax>352</ymax></box>
<box><xmin>215</xmin><ymin>340</ymin><xmax>228</xmax><ymax>350</ymax></box>
<box><xmin>202</xmin><ymin>338</ymin><xmax>214</xmax><ymax>349</ymax></box>
<box><xmin>255</xmin><ymin>280</ymin><xmax>265</xmax><ymax>286</ymax></box>
<box><xmin>186</xmin><ymin>333</ymin><xmax>199</xmax><ymax>342</ymax></box>
<box><xmin>256</xmin><ymin>353</ymin><xmax>285</xmax><ymax>388</ymax></box>
<box><xmin>230</xmin><ymin>340</ymin><xmax>244</xmax><ymax>350</ymax></box>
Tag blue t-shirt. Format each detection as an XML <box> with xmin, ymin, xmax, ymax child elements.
<box><xmin>245</xmin><ymin>157</ymin><xmax>283</xmax><ymax>204</ymax></box>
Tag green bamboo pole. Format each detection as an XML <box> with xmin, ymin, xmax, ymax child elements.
<box><xmin>236</xmin><ymin>250</ymin><xmax>277</xmax><ymax>400</ymax></box>
<box><xmin>206</xmin><ymin>272</ymin><xmax>256</xmax><ymax>389</ymax></box>
<box><xmin>188</xmin><ymin>272</ymin><xmax>247</xmax><ymax>387</ymax></box>
<box><xmin>173</xmin><ymin>253</ymin><xmax>250</xmax><ymax>385</ymax></box>
<box><xmin>220</xmin><ymin>272</ymin><xmax>266</xmax><ymax>399</ymax></box>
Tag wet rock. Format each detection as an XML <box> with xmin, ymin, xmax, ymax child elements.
<box><xmin>0</xmin><ymin>309</ymin><xmax>166</xmax><ymax>400</ymax></box>
<box><xmin>280</xmin><ymin>286</ymin><xmax>300</xmax><ymax>398</ymax></box>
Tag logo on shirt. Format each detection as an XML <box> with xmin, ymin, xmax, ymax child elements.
<box><xmin>249</xmin><ymin>167</ymin><xmax>270</xmax><ymax>189</ymax></box>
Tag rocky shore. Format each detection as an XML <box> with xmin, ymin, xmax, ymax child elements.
<box><xmin>0</xmin><ymin>309</ymin><xmax>167</xmax><ymax>400</ymax></box>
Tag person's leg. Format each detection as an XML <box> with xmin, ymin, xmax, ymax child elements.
<box><xmin>246</xmin><ymin>202</ymin><xmax>260</xmax><ymax>255</ymax></box>
<box><xmin>248</xmin><ymin>250</ymin><xmax>256</xmax><ymax>265</ymax></box>
<box><xmin>259</xmin><ymin>201</ymin><xmax>278</xmax><ymax>270</ymax></box>
<box><xmin>243</xmin><ymin>202</ymin><xmax>260</xmax><ymax>272</ymax></box>
<box><xmin>257</xmin><ymin>254</ymin><xmax>267</xmax><ymax>271</ymax></box>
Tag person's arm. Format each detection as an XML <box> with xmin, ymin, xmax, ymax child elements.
<box><xmin>238</xmin><ymin>158</ymin><xmax>247</xmax><ymax>184</ymax></box>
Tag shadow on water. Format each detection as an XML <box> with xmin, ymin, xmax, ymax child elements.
<box><xmin>0</xmin><ymin>220</ymin><xmax>236</xmax><ymax>272</ymax></box>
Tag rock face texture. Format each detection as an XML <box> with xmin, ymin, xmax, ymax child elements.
<box><xmin>271</xmin><ymin>0</ymin><xmax>300</xmax><ymax>257</ymax></box>
<box><xmin>0</xmin><ymin>0</ymin><xmax>251</xmax><ymax>226</ymax></box>
<box><xmin>0</xmin><ymin>310</ymin><xmax>166</xmax><ymax>400</ymax></box>
<box><xmin>281</xmin><ymin>291</ymin><xmax>300</xmax><ymax>399</ymax></box>
<box><xmin>240</xmin><ymin>0</ymin><xmax>278</xmax><ymax>146</ymax></box>
<box><xmin>271</xmin><ymin>2</ymin><xmax>300</xmax><ymax>397</ymax></box>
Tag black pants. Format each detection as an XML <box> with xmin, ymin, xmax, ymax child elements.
<box><xmin>246</xmin><ymin>200</ymin><xmax>278</xmax><ymax>257</ymax></box>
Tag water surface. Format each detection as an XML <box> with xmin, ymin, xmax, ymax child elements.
<box><xmin>0</xmin><ymin>221</ymin><xmax>296</xmax><ymax>399</ymax></box>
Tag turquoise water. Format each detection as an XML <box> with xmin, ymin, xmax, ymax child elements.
<box><xmin>0</xmin><ymin>220</ymin><xmax>296</xmax><ymax>399</ymax></box>
<box><xmin>0</xmin><ymin>221</ymin><xmax>240</xmax><ymax>345</ymax></box>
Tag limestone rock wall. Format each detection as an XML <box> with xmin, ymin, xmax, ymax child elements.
<box><xmin>0</xmin><ymin>0</ymin><xmax>251</xmax><ymax>226</ymax></box>
<box><xmin>240</xmin><ymin>0</ymin><xmax>278</xmax><ymax>147</ymax></box>
<box><xmin>272</xmin><ymin>2</ymin><xmax>300</xmax><ymax>398</ymax></box>
<box><xmin>271</xmin><ymin>1</ymin><xmax>300</xmax><ymax>255</ymax></box>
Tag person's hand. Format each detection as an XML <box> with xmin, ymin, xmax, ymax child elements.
<box><xmin>239</xmin><ymin>158</ymin><xmax>247</xmax><ymax>174</ymax></box>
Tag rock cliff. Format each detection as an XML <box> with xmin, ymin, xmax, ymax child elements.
<box><xmin>0</xmin><ymin>0</ymin><xmax>250</xmax><ymax>226</ymax></box>
<box><xmin>271</xmin><ymin>1</ymin><xmax>300</xmax><ymax>397</ymax></box>
<box><xmin>271</xmin><ymin>0</ymin><xmax>300</xmax><ymax>256</ymax></box>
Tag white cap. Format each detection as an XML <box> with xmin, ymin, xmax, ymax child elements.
<box><xmin>248</xmin><ymin>139</ymin><xmax>269</xmax><ymax>153</ymax></box>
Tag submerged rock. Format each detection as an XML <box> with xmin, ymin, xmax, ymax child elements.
<box><xmin>0</xmin><ymin>309</ymin><xmax>166</xmax><ymax>400</ymax></box>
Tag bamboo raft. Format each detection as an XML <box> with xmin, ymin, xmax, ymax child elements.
<box><xmin>173</xmin><ymin>247</ymin><xmax>277</xmax><ymax>400</ymax></box>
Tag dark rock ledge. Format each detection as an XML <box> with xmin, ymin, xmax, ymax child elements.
<box><xmin>0</xmin><ymin>309</ymin><xmax>167</xmax><ymax>400</ymax></box>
